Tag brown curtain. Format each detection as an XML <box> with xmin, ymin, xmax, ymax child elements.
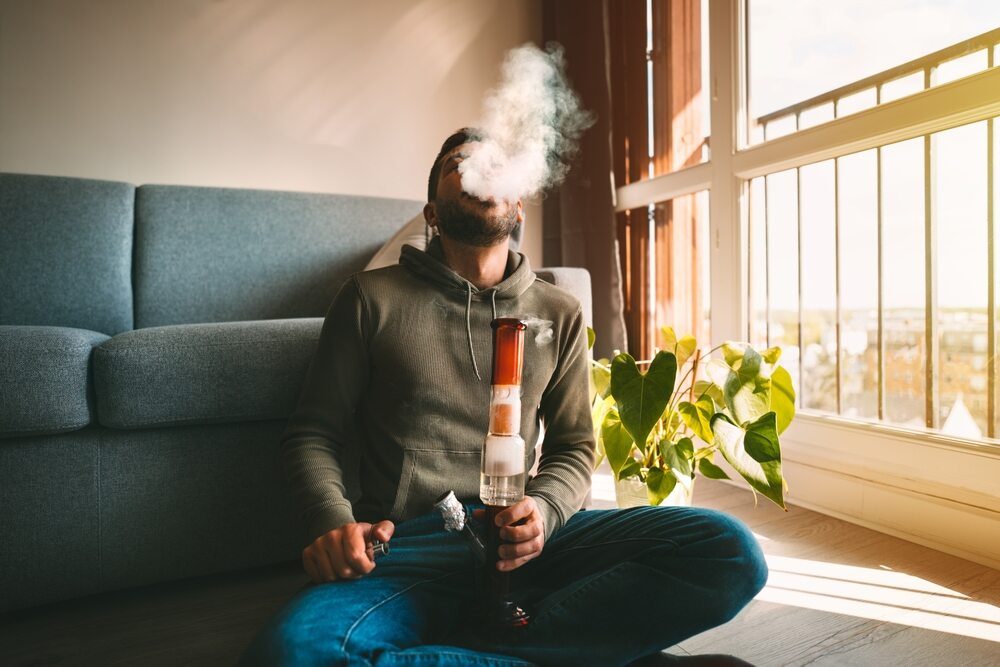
<box><xmin>542</xmin><ymin>0</ymin><xmax>627</xmax><ymax>358</ymax></box>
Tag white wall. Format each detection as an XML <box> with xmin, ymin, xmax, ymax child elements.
<box><xmin>0</xmin><ymin>0</ymin><xmax>544</xmax><ymax>262</ymax></box>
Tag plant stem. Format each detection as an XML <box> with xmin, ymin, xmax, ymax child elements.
<box><xmin>688</xmin><ymin>349</ymin><xmax>701</xmax><ymax>403</ymax></box>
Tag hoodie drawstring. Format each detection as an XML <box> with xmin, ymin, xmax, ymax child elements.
<box><xmin>464</xmin><ymin>287</ymin><xmax>501</xmax><ymax>383</ymax></box>
<box><xmin>465</xmin><ymin>283</ymin><xmax>482</xmax><ymax>382</ymax></box>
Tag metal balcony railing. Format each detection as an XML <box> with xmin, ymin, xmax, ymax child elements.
<box><xmin>753</xmin><ymin>27</ymin><xmax>1000</xmax><ymax>140</ymax></box>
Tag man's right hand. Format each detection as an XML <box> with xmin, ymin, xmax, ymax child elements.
<box><xmin>302</xmin><ymin>520</ymin><xmax>395</xmax><ymax>583</ymax></box>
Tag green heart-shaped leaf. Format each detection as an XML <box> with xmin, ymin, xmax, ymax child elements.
<box><xmin>679</xmin><ymin>396</ymin><xmax>715</xmax><ymax>443</ymax></box>
<box><xmin>587</xmin><ymin>326</ymin><xmax>596</xmax><ymax>350</ymax></box>
<box><xmin>770</xmin><ymin>365</ymin><xmax>796</xmax><ymax>434</ymax></box>
<box><xmin>660</xmin><ymin>438</ymin><xmax>692</xmax><ymax>478</ymax></box>
<box><xmin>660</xmin><ymin>326</ymin><xmax>697</xmax><ymax>367</ymax></box>
<box><xmin>761</xmin><ymin>346</ymin><xmax>782</xmax><ymax>364</ymax></box>
<box><xmin>646</xmin><ymin>467</ymin><xmax>678</xmax><ymax>505</ymax></box>
<box><xmin>619</xmin><ymin>458</ymin><xmax>642</xmax><ymax>481</ymax></box>
<box><xmin>693</xmin><ymin>379</ymin><xmax>724</xmax><ymax>406</ymax></box>
<box><xmin>722</xmin><ymin>345</ymin><xmax>770</xmax><ymax>425</ymax></box>
<box><xmin>610</xmin><ymin>351</ymin><xmax>676</xmax><ymax>449</ymax></box>
<box><xmin>676</xmin><ymin>437</ymin><xmax>694</xmax><ymax>461</ymax></box>
<box><xmin>698</xmin><ymin>456</ymin><xmax>730</xmax><ymax>480</ymax></box>
<box><xmin>591</xmin><ymin>359</ymin><xmax>611</xmax><ymax>401</ymax></box>
<box><xmin>676</xmin><ymin>335</ymin><xmax>698</xmax><ymax>368</ymax></box>
<box><xmin>721</xmin><ymin>342</ymin><xmax>747</xmax><ymax>368</ymax></box>
<box><xmin>711</xmin><ymin>412</ymin><xmax>785</xmax><ymax>509</ymax></box>
<box><xmin>661</xmin><ymin>326</ymin><xmax>678</xmax><ymax>351</ymax></box>
<box><xmin>601</xmin><ymin>407</ymin><xmax>635</xmax><ymax>479</ymax></box>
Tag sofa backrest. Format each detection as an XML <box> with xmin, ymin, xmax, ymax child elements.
<box><xmin>133</xmin><ymin>185</ymin><xmax>424</xmax><ymax>328</ymax></box>
<box><xmin>0</xmin><ymin>173</ymin><xmax>135</xmax><ymax>335</ymax></box>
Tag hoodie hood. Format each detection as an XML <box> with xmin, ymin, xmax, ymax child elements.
<box><xmin>399</xmin><ymin>236</ymin><xmax>536</xmax><ymax>301</ymax></box>
<box><xmin>400</xmin><ymin>235</ymin><xmax>536</xmax><ymax>381</ymax></box>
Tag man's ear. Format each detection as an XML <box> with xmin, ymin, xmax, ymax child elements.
<box><xmin>423</xmin><ymin>202</ymin><xmax>437</xmax><ymax>229</ymax></box>
<box><xmin>516</xmin><ymin>199</ymin><xmax>525</xmax><ymax>225</ymax></box>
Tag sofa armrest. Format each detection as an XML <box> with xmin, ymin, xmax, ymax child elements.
<box><xmin>0</xmin><ymin>325</ymin><xmax>109</xmax><ymax>438</ymax></box>
<box><xmin>535</xmin><ymin>267</ymin><xmax>592</xmax><ymax>328</ymax></box>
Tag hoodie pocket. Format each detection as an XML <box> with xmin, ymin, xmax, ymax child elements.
<box><xmin>390</xmin><ymin>448</ymin><xmax>483</xmax><ymax>521</ymax></box>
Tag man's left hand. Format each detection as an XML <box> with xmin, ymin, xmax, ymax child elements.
<box><xmin>478</xmin><ymin>496</ymin><xmax>546</xmax><ymax>571</ymax></box>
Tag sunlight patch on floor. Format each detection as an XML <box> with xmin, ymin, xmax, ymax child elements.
<box><xmin>758</xmin><ymin>554</ymin><xmax>1000</xmax><ymax>642</ymax></box>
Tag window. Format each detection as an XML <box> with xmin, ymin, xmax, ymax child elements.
<box><xmin>611</xmin><ymin>0</ymin><xmax>710</xmax><ymax>358</ymax></box>
<box><xmin>741</xmin><ymin>8</ymin><xmax>1000</xmax><ymax>440</ymax></box>
<box><xmin>616</xmin><ymin>1</ymin><xmax>1000</xmax><ymax>446</ymax></box>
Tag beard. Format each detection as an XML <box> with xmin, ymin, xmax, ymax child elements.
<box><xmin>434</xmin><ymin>196</ymin><xmax>519</xmax><ymax>247</ymax></box>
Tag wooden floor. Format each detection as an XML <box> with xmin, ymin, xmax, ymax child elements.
<box><xmin>2</xmin><ymin>478</ymin><xmax>999</xmax><ymax>666</ymax></box>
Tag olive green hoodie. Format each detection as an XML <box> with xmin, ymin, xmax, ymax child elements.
<box><xmin>282</xmin><ymin>237</ymin><xmax>595</xmax><ymax>542</ymax></box>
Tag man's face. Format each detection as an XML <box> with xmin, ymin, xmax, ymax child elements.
<box><xmin>426</xmin><ymin>143</ymin><xmax>522</xmax><ymax>248</ymax></box>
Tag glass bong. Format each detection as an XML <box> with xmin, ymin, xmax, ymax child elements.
<box><xmin>434</xmin><ymin>318</ymin><xmax>531</xmax><ymax>632</ymax></box>
<box><xmin>479</xmin><ymin>317</ymin><xmax>530</xmax><ymax>629</ymax></box>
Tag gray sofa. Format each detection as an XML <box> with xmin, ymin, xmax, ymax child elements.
<box><xmin>0</xmin><ymin>172</ymin><xmax>592</xmax><ymax>613</ymax></box>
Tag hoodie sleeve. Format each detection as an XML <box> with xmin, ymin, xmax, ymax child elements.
<box><xmin>526</xmin><ymin>306</ymin><xmax>596</xmax><ymax>542</ymax></box>
<box><xmin>281</xmin><ymin>276</ymin><xmax>369</xmax><ymax>542</ymax></box>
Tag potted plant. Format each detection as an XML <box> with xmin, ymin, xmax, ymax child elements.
<box><xmin>589</xmin><ymin>327</ymin><xmax>796</xmax><ymax>509</ymax></box>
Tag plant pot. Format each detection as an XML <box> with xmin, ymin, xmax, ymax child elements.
<box><xmin>614</xmin><ymin>475</ymin><xmax>692</xmax><ymax>508</ymax></box>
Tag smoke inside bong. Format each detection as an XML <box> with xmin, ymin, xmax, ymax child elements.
<box><xmin>459</xmin><ymin>43</ymin><xmax>594</xmax><ymax>202</ymax></box>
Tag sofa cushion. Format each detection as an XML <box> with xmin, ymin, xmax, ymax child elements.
<box><xmin>94</xmin><ymin>319</ymin><xmax>323</xmax><ymax>429</ymax></box>
<box><xmin>0</xmin><ymin>173</ymin><xmax>135</xmax><ymax>335</ymax></box>
<box><xmin>133</xmin><ymin>185</ymin><xmax>423</xmax><ymax>328</ymax></box>
<box><xmin>0</xmin><ymin>326</ymin><xmax>109</xmax><ymax>437</ymax></box>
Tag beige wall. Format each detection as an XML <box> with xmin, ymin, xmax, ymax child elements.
<box><xmin>0</xmin><ymin>0</ymin><xmax>544</xmax><ymax>262</ymax></box>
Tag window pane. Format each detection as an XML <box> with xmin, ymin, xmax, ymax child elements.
<box><xmin>935</xmin><ymin>122</ymin><xmax>988</xmax><ymax>437</ymax></box>
<box><xmin>880</xmin><ymin>72</ymin><xmax>925</xmax><ymax>103</ymax></box>
<box><xmin>836</xmin><ymin>88</ymin><xmax>877</xmax><ymax>118</ymax></box>
<box><xmin>749</xmin><ymin>178</ymin><xmax>768</xmax><ymax>348</ymax></box>
<box><xmin>799</xmin><ymin>103</ymin><xmax>834</xmax><ymax>130</ymax></box>
<box><xmin>653</xmin><ymin>191</ymin><xmax>711</xmax><ymax>346</ymax></box>
<box><xmin>647</xmin><ymin>0</ymin><xmax>711</xmax><ymax>172</ymax></box>
<box><xmin>995</xmin><ymin>117</ymin><xmax>999</xmax><ymax>438</ymax></box>
<box><xmin>799</xmin><ymin>161</ymin><xmax>837</xmax><ymax>413</ymax></box>
<box><xmin>934</xmin><ymin>50</ymin><xmax>989</xmax><ymax>85</ymax></box>
<box><xmin>748</xmin><ymin>1</ymin><xmax>1000</xmax><ymax>119</ymax></box>
<box><xmin>766</xmin><ymin>169</ymin><xmax>800</xmax><ymax>402</ymax></box>
<box><xmin>764</xmin><ymin>115</ymin><xmax>796</xmax><ymax>141</ymax></box>
<box><xmin>838</xmin><ymin>150</ymin><xmax>879</xmax><ymax>420</ymax></box>
<box><xmin>882</xmin><ymin>138</ymin><xmax>926</xmax><ymax>429</ymax></box>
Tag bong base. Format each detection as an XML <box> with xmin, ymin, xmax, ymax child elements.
<box><xmin>484</xmin><ymin>598</ymin><xmax>531</xmax><ymax>630</ymax></box>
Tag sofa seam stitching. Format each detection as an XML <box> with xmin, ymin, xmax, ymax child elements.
<box><xmin>95</xmin><ymin>335</ymin><xmax>318</xmax><ymax>354</ymax></box>
<box><xmin>97</xmin><ymin>433</ymin><xmax>103</xmax><ymax>588</ymax></box>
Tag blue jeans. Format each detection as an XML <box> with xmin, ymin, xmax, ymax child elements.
<box><xmin>238</xmin><ymin>506</ymin><xmax>767</xmax><ymax>666</ymax></box>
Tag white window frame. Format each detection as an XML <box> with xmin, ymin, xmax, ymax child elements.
<box><xmin>614</xmin><ymin>0</ymin><xmax>1000</xmax><ymax>569</ymax></box>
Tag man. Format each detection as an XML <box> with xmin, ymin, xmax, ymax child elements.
<box><xmin>240</xmin><ymin>129</ymin><xmax>767</xmax><ymax>666</ymax></box>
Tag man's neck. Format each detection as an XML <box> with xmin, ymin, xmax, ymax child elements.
<box><xmin>437</xmin><ymin>235</ymin><xmax>509</xmax><ymax>290</ymax></box>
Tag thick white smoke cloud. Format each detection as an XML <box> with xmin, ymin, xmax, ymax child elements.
<box><xmin>459</xmin><ymin>43</ymin><xmax>594</xmax><ymax>202</ymax></box>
